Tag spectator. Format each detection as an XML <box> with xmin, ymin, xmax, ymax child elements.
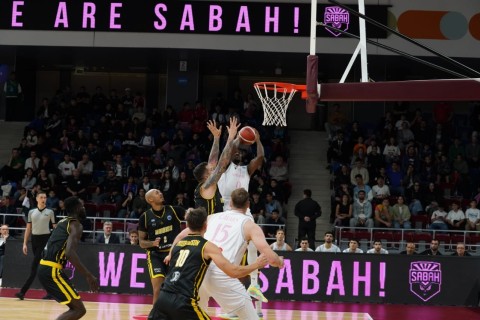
<box><xmin>465</xmin><ymin>200</ymin><xmax>480</xmax><ymax>231</ymax></box>
<box><xmin>131</xmin><ymin>188</ymin><xmax>149</xmax><ymax>219</ymax></box>
<box><xmin>122</xmin><ymin>176</ymin><xmax>138</xmax><ymax>197</ymax></box>
<box><xmin>386</xmin><ymin>162</ymin><xmax>404</xmax><ymax>196</ymax></box>
<box><xmin>406</xmin><ymin>181</ymin><xmax>423</xmax><ymax>215</ymax></box>
<box><xmin>421</xmin><ymin>239</ymin><xmax>442</xmax><ymax>255</ymax></box>
<box><xmin>343</xmin><ymin>239</ymin><xmax>363</xmax><ymax>253</ymax></box>
<box><xmin>294</xmin><ymin>189</ymin><xmax>321</xmax><ymax>250</ymax></box>
<box><xmin>315</xmin><ymin>232</ymin><xmax>341</xmax><ymax>253</ymax></box>
<box><xmin>46</xmin><ymin>190</ymin><xmax>59</xmax><ymax>211</ymax></box>
<box><xmin>19</xmin><ymin>168</ymin><xmax>36</xmax><ymax>193</ymax></box>
<box><xmin>391</xmin><ymin>196</ymin><xmax>411</xmax><ymax>229</ymax></box>
<box><xmin>65</xmin><ymin>169</ymin><xmax>87</xmax><ymax>200</ymax></box>
<box><xmin>0</xmin><ymin>224</ymin><xmax>11</xmax><ymax>279</ymax></box>
<box><xmin>327</xmin><ymin>130</ymin><xmax>351</xmax><ymax>167</ymax></box>
<box><xmin>269</xmin><ymin>229</ymin><xmax>292</xmax><ymax>251</ymax></box>
<box><xmin>367</xmin><ymin>241</ymin><xmax>389</xmax><ymax>254</ymax></box>
<box><xmin>295</xmin><ymin>238</ymin><xmax>314</xmax><ymax>252</ymax></box>
<box><xmin>57</xmin><ymin>153</ymin><xmax>75</xmax><ymax>181</ymax></box>
<box><xmin>334</xmin><ymin>194</ymin><xmax>352</xmax><ymax>227</ymax></box>
<box><xmin>350</xmin><ymin>190</ymin><xmax>373</xmax><ymax>228</ymax></box>
<box><xmin>24</xmin><ymin>150</ymin><xmax>40</xmax><ymax>175</ymax></box>
<box><xmin>265</xmin><ymin>210</ymin><xmax>285</xmax><ymax>238</ymax></box>
<box><xmin>374</xmin><ymin>198</ymin><xmax>392</xmax><ymax>228</ymax></box>
<box><xmin>37</xmin><ymin>169</ymin><xmax>53</xmax><ymax>194</ymax></box>
<box><xmin>268</xmin><ymin>155</ymin><xmax>289</xmax><ymax>183</ymax></box>
<box><xmin>250</xmin><ymin>192</ymin><xmax>266</xmax><ymax>225</ymax></box>
<box><xmin>429</xmin><ymin>205</ymin><xmax>449</xmax><ymax>230</ymax></box>
<box><xmin>383</xmin><ymin>137</ymin><xmax>401</xmax><ymax>164</ymax></box>
<box><xmin>436</xmin><ymin>154</ymin><xmax>451</xmax><ymax>184</ymax></box>
<box><xmin>325</xmin><ymin>104</ymin><xmax>347</xmax><ymax>141</ymax></box>
<box><xmin>0</xmin><ymin>197</ymin><xmax>17</xmax><ymax>229</ymax></box>
<box><xmin>350</xmin><ymin>158</ymin><xmax>369</xmax><ymax>186</ymax></box>
<box><xmin>446</xmin><ymin>202</ymin><xmax>466</xmax><ymax>230</ymax></box>
<box><xmin>127</xmin><ymin>230</ymin><xmax>139</xmax><ymax>245</ymax></box>
<box><xmin>451</xmin><ymin>242</ymin><xmax>471</xmax><ymax>256</ymax></box>
<box><xmin>371</xmin><ymin>176</ymin><xmax>390</xmax><ymax>204</ymax></box>
<box><xmin>126</xmin><ymin>158</ymin><xmax>143</xmax><ymax>183</ymax></box>
<box><xmin>139</xmin><ymin>175</ymin><xmax>154</xmax><ymax>193</ymax></box>
<box><xmin>95</xmin><ymin>221</ymin><xmax>120</xmax><ymax>244</ymax></box>
<box><xmin>400</xmin><ymin>242</ymin><xmax>417</xmax><ymax>255</ymax></box>
<box><xmin>118</xmin><ymin>192</ymin><xmax>134</xmax><ymax>219</ymax></box>
<box><xmin>172</xmin><ymin>193</ymin><xmax>189</xmax><ymax>210</ymax></box>
<box><xmin>352</xmin><ymin>175</ymin><xmax>373</xmax><ymax>201</ymax></box>
<box><xmin>265</xmin><ymin>192</ymin><xmax>283</xmax><ymax>219</ymax></box>
<box><xmin>77</xmin><ymin>154</ymin><xmax>94</xmax><ymax>179</ymax></box>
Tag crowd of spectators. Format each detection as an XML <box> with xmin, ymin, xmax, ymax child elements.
<box><xmin>326</xmin><ymin>102</ymin><xmax>480</xmax><ymax>254</ymax></box>
<box><xmin>0</xmin><ymin>85</ymin><xmax>291</xmax><ymax>242</ymax></box>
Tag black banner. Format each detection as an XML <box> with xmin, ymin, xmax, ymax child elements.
<box><xmin>4</xmin><ymin>241</ymin><xmax>479</xmax><ymax>305</ymax></box>
<box><xmin>0</xmin><ymin>1</ymin><xmax>388</xmax><ymax>38</ymax></box>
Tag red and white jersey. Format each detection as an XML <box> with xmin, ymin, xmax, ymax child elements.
<box><xmin>204</xmin><ymin>210</ymin><xmax>250</xmax><ymax>272</ymax></box>
<box><xmin>218</xmin><ymin>163</ymin><xmax>250</xmax><ymax>210</ymax></box>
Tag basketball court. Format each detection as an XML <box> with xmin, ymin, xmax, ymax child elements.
<box><xmin>1</xmin><ymin>288</ymin><xmax>479</xmax><ymax>320</ymax></box>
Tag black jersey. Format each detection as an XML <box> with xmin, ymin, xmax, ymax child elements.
<box><xmin>162</xmin><ymin>235</ymin><xmax>211</xmax><ymax>300</ymax></box>
<box><xmin>138</xmin><ymin>206</ymin><xmax>185</xmax><ymax>252</ymax></box>
<box><xmin>194</xmin><ymin>183</ymin><xmax>223</xmax><ymax>215</ymax></box>
<box><xmin>41</xmin><ymin>217</ymin><xmax>75</xmax><ymax>267</ymax></box>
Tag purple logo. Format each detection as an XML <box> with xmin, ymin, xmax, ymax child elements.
<box><xmin>409</xmin><ymin>261</ymin><xmax>442</xmax><ymax>302</ymax></box>
<box><xmin>64</xmin><ymin>261</ymin><xmax>76</xmax><ymax>280</ymax></box>
<box><xmin>323</xmin><ymin>6</ymin><xmax>349</xmax><ymax>37</ymax></box>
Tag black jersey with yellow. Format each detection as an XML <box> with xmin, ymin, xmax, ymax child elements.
<box><xmin>41</xmin><ymin>217</ymin><xmax>75</xmax><ymax>267</ymax></box>
<box><xmin>162</xmin><ymin>235</ymin><xmax>211</xmax><ymax>300</ymax></box>
<box><xmin>138</xmin><ymin>205</ymin><xmax>185</xmax><ymax>252</ymax></box>
<box><xmin>38</xmin><ymin>217</ymin><xmax>81</xmax><ymax>304</ymax></box>
<box><xmin>194</xmin><ymin>183</ymin><xmax>223</xmax><ymax>215</ymax></box>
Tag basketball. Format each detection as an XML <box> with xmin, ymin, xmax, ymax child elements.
<box><xmin>239</xmin><ymin>126</ymin><xmax>256</xmax><ymax>145</ymax></box>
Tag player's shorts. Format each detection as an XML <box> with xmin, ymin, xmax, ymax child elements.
<box><xmin>148</xmin><ymin>290</ymin><xmax>211</xmax><ymax>320</ymax></box>
<box><xmin>147</xmin><ymin>251</ymin><xmax>169</xmax><ymax>279</ymax></box>
<box><xmin>37</xmin><ymin>260</ymin><xmax>80</xmax><ymax>305</ymax></box>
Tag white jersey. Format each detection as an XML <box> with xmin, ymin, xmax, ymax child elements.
<box><xmin>218</xmin><ymin>163</ymin><xmax>250</xmax><ymax>210</ymax></box>
<box><xmin>204</xmin><ymin>210</ymin><xmax>250</xmax><ymax>272</ymax></box>
<box><xmin>315</xmin><ymin>244</ymin><xmax>341</xmax><ymax>253</ymax></box>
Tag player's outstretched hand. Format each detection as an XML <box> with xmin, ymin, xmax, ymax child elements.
<box><xmin>164</xmin><ymin>253</ymin><xmax>172</xmax><ymax>265</ymax></box>
<box><xmin>207</xmin><ymin>120</ymin><xmax>222</xmax><ymax>138</ymax></box>
<box><xmin>87</xmin><ymin>273</ymin><xmax>99</xmax><ymax>292</ymax></box>
<box><xmin>255</xmin><ymin>253</ymin><xmax>268</xmax><ymax>269</ymax></box>
<box><xmin>226</xmin><ymin>117</ymin><xmax>240</xmax><ymax>140</ymax></box>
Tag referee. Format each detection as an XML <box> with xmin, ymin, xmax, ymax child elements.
<box><xmin>15</xmin><ymin>191</ymin><xmax>56</xmax><ymax>300</ymax></box>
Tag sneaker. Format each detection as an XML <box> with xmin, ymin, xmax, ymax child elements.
<box><xmin>248</xmin><ymin>284</ymin><xmax>268</xmax><ymax>303</ymax></box>
<box><xmin>218</xmin><ymin>313</ymin><xmax>239</xmax><ymax>320</ymax></box>
<box><xmin>14</xmin><ymin>292</ymin><xmax>25</xmax><ymax>300</ymax></box>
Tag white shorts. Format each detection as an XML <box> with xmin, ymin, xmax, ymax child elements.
<box><xmin>199</xmin><ymin>268</ymin><xmax>258</xmax><ymax>319</ymax></box>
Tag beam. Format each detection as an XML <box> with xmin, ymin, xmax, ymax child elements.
<box><xmin>318</xmin><ymin>79</ymin><xmax>480</xmax><ymax>101</ymax></box>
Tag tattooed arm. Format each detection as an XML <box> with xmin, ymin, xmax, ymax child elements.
<box><xmin>206</xmin><ymin>120</ymin><xmax>222</xmax><ymax>169</ymax></box>
<box><xmin>201</xmin><ymin>118</ymin><xmax>240</xmax><ymax>199</ymax></box>
<box><xmin>248</xmin><ymin>128</ymin><xmax>265</xmax><ymax>176</ymax></box>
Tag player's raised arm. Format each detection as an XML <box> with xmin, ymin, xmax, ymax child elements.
<box><xmin>247</xmin><ymin>127</ymin><xmax>265</xmax><ymax>176</ymax></box>
<box><xmin>204</xmin><ymin>241</ymin><xmax>268</xmax><ymax>278</ymax></box>
<box><xmin>245</xmin><ymin>220</ymin><xmax>284</xmax><ymax>268</ymax></box>
<box><xmin>206</xmin><ymin>120</ymin><xmax>222</xmax><ymax>168</ymax></box>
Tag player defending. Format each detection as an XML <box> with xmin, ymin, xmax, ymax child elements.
<box><xmin>37</xmin><ymin>196</ymin><xmax>99</xmax><ymax>320</ymax></box>
<box><xmin>148</xmin><ymin>207</ymin><xmax>268</xmax><ymax>319</ymax></box>
<box><xmin>217</xmin><ymin>126</ymin><xmax>268</xmax><ymax>315</ymax></box>
<box><xmin>193</xmin><ymin>117</ymin><xmax>240</xmax><ymax>214</ymax></box>
<box><xmin>169</xmin><ymin>188</ymin><xmax>284</xmax><ymax>319</ymax></box>
<box><xmin>138</xmin><ymin>189</ymin><xmax>186</xmax><ymax>305</ymax></box>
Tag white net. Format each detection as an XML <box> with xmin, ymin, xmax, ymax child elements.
<box><xmin>254</xmin><ymin>82</ymin><xmax>297</xmax><ymax>126</ymax></box>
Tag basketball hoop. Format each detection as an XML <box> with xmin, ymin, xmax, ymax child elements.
<box><xmin>254</xmin><ymin>82</ymin><xmax>304</xmax><ymax>126</ymax></box>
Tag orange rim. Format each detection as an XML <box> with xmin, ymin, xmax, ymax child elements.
<box><xmin>254</xmin><ymin>82</ymin><xmax>306</xmax><ymax>93</ymax></box>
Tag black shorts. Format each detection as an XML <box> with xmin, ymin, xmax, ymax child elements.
<box><xmin>148</xmin><ymin>290</ymin><xmax>210</xmax><ymax>320</ymax></box>
<box><xmin>37</xmin><ymin>262</ymin><xmax>80</xmax><ymax>305</ymax></box>
<box><xmin>147</xmin><ymin>251</ymin><xmax>169</xmax><ymax>279</ymax></box>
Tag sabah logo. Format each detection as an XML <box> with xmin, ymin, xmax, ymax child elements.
<box><xmin>409</xmin><ymin>261</ymin><xmax>442</xmax><ymax>302</ymax></box>
<box><xmin>324</xmin><ymin>6</ymin><xmax>350</xmax><ymax>37</ymax></box>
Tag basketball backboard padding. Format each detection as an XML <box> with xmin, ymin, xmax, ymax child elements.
<box><xmin>317</xmin><ymin>78</ymin><xmax>480</xmax><ymax>101</ymax></box>
<box><xmin>306</xmin><ymin>55</ymin><xmax>319</xmax><ymax>113</ymax></box>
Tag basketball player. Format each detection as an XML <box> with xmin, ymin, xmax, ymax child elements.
<box><xmin>168</xmin><ymin>188</ymin><xmax>284</xmax><ymax>320</ymax></box>
<box><xmin>138</xmin><ymin>189</ymin><xmax>186</xmax><ymax>305</ymax></box>
<box><xmin>217</xmin><ymin>126</ymin><xmax>268</xmax><ymax>316</ymax></box>
<box><xmin>193</xmin><ymin>117</ymin><xmax>240</xmax><ymax>214</ymax></box>
<box><xmin>148</xmin><ymin>207</ymin><xmax>268</xmax><ymax>320</ymax></box>
<box><xmin>15</xmin><ymin>191</ymin><xmax>56</xmax><ymax>300</ymax></box>
<box><xmin>37</xmin><ymin>196</ymin><xmax>99</xmax><ymax>320</ymax></box>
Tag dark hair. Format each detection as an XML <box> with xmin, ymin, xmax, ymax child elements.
<box><xmin>300</xmin><ymin>237</ymin><xmax>309</xmax><ymax>243</ymax></box>
<box><xmin>349</xmin><ymin>239</ymin><xmax>359</xmax><ymax>245</ymax></box>
<box><xmin>187</xmin><ymin>207</ymin><xmax>208</xmax><ymax>231</ymax></box>
<box><xmin>231</xmin><ymin>188</ymin><xmax>250</xmax><ymax>209</ymax></box>
<box><xmin>271</xmin><ymin>209</ymin><xmax>280</xmax><ymax>214</ymax></box>
<box><xmin>325</xmin><ymin>231</ymin><xmax>334</xmax><ymax>237</ymax></box>
<box><xmin>193</xmin><ymin>162</ymin><xmax>208</xmax><ymax>182</ymax></box>
<box><xmin>304</xmin><ymin>189</ymin><xmax>312</xmax><ymax>197</ymax></box>
<box><xmin>355</xmin><ymin>174</ymin><xmax>363</xmax><ymax>179</ymax></box>
<box><xmin>64</xmin><ymin>196</ymin><xmax>82</xmax><ymax>216</ymax></box>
